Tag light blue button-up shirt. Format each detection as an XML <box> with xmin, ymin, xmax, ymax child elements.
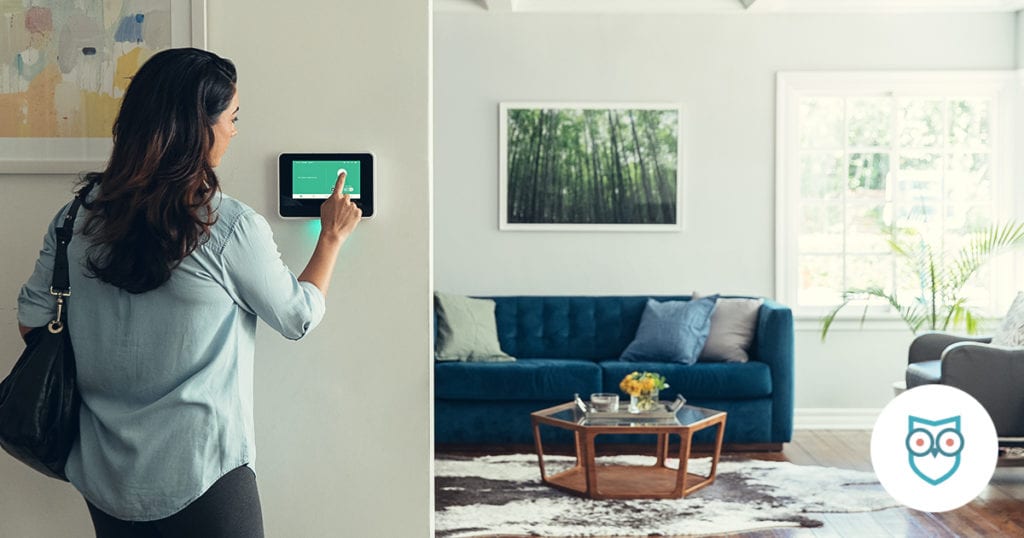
<box><xmin>17</xmin><ymin>189</ymin><xmax>325</xmax><ymax>521</ymax></box>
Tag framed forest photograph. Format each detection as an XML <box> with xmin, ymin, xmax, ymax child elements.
<box><xmin>499</xmin><ymin>102</ymin><xmax>682</xmax><ymax>231</ymax></box>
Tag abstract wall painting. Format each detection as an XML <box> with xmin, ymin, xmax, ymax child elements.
<box><xmin>0</xmin><ymin>0</ymin><xmax>205</xmax><ymax>173</ymax></box>
<box><xmin>499</xmin><ymin>103</ymin><xmax>682</xmax><ymax>231</ymax></box>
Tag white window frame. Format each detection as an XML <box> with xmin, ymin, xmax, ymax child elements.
<box><xmin>775</xmin><ymin>71</ymin><xmax>1019</xmax><ymax>326</ymax></box>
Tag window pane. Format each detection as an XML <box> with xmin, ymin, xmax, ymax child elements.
<box><xmin>895</xmin><ymin>262</ymin><xmax>927</xmax><ymax>306</ymax></box>
<box><xmin>846</xmin><ymin>254</ymin><xmax>892</xmax><ymax>290</ymax></box>
<box><xmin>800</xmin><ymin>152</ymin><xmax>843</xmax><ymax>199</ymax></box>
<box><xmin>959</xmin><ymin>265</ymin><xmax>993</xmax><ymax>314</ymax></box>
<box><xmin>899</xmin><ymin>99</ymin><xmax>944</xmax><ymax>148</ymax></box>
<box><xmin>948</xmin><ymin>99</ymin><xmax>990</xmax><ymax>148</ymax></box>
<box><xmin>895</xmin><ymin>153</ymin><xmax>942</xmax><ymax>226</ymax></box>
<box><xmin>942</xmin><ymin>225</ymin><xmax>970</xmax><ymax>256</ymax></box>
<box><xmin>848</xmin><ymin>153</ymin><xmax>889</xmax><ymax>195</ymax></box>
<box><xmin>893</xmin><ymin>201</ymin><xmax>940</xmax><ymax>227</ymax></box>
<box><xmin>846</xmin><ymin>202</ymin><xmax>890</xmax><ymax>253</ymax></box>
<box><xmin>799</xmin><ymin>98</ymin><xmax>843</xmax><ymax>149</ymax></box>
<box><xmin>847</xmin><ymin>98</ymin><xmax>890</xmax><ymax>147</ymax></box>
<box><xmin>899</xmin><ymin>152</ymin><xmax>942</xmax><ymax>173</ymax></box>
<box><xmin>946</xmin><ymin>204</ymin><xmax>993</xmax><ymax>233</ymax></box>
<box><xmin>946</xmin><ymin>153</ymin><xmax>991</xmax><ymax>204</ymax></box>
<box><xmin>798</xmin><ymin>255</ymin><xmax>842</xmax><ymax>306</ymax></box>
<box><xmin>799</xmin><ymin>202</ymin><xmax>843</xmax><ymax>252</ymax></box>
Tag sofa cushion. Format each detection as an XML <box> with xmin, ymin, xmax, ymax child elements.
<box><xmin>435</xmin><ymin>292</ymin><xmax>514</xmax><ymax>362</ymax></box>
<box><xmin>435</xmin><ymin>359</ymin><xmax>602</xmax><ymax>400</ymax></box>
<box><xmin>906</xmin><ymin>360</ymin><xmax>942</xmax><ymax>389</ymax></box>
<box><xmin>599</xmin><ymin>360</ymin><xmax>772</xmax><ymax>400</ymax></box>
<box><xmin>620</xmin><ymin>297</ymin><xmax>718</xmax><ymax>364</ymax></box>
<box><xmin>492</xmin><ymin>296</ymin><xmax>653</xmax><ymax>360</ymax></box>
<box><xmin>694</xmin><ymin>292</ymin><xmax>763</xmax><ymax>363</ymax></box>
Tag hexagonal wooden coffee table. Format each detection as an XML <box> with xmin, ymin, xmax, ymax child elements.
<box><xmin>530</xmin><ymin>401</ymin><xmax>726</xmax><ymax>499</ymax></box>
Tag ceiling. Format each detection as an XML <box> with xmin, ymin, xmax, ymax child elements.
<box><xmin>434</xmin><ymin>0</ymin><xmax>1024</xmax><ymax>13</ymax></box>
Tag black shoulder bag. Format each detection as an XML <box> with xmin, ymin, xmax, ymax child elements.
<box><xmin>0</xmin><ymin>183</ymin><xmax>93</xmax><ymax>481</ymax></box>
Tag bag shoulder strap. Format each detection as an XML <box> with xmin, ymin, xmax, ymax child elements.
<box><xmin>48</xmin><ymin>182</ymin><xmax>96</xmax><ymax>332</ymax></box>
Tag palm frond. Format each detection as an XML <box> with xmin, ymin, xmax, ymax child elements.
<box><xmin>887</xmin><ymin>229</ymin><xmax>939</xmax><ymax>305</ymax></box>
<box><xmin>820</xmin><ymin>287</ymin><xmax>927</xmax><ymax>340</ymax></box>
<box><xmin>948</xmin><ymin>222</ymin><xmax>1024</xmax><ymax>293</ymax></box>
<box><xmin>821</xmin><ymin>221</ymin><xmax>1023</xmax><ymax>340</ymax></box>
<box><xmin>940</xmin><ymin>297</ymin><xmax>968</xmax><ymax>332</ymax></box>
<box><xmin>965</xmin><ymin>309</ymin><xmax>980</xmax><ymax>334</ymax></box>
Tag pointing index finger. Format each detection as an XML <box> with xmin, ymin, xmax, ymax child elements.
<box><xmin>334</xmin><ymin>169</ymin><xmax>348</xmax><ymax>198</ymax></box>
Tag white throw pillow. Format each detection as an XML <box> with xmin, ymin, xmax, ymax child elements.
<box><xmin>434</xmin><ymin>293</ymin><xmax>515</xmax><ymax>362</ymax></box>
<box><xmin>991</xmin><ymin>292</ymin><xmax>1024</xmax><ymax>347</ymax></box>
<box><xmin>693</xmin><ymin>291</ymin><xmax>764</xmax><ymax>363</ymax></box>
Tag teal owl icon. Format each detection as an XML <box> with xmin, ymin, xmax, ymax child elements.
<box><xmin>906</xmin><ymin>415</ymin><xmax>963</xmax><ymax>486</ymax></box>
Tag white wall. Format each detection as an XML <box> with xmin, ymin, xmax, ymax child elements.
<box><xmin>1018</xmin><ymin>11</ymin><xmax>1024</xmax><ymax>67</ymax></box>
<box><xmin>1018</xmin><ymin>12</ymin><xmax>1024</xmax><ymax>225</ymax></box>
<box><xmin>0</xmin><ymin>1</ymin><xmax>432</xmax><ymax>536</ymax></box>
<box><xmin>433</xmin><ymin>13</ymin><xmax>1016</xmax><ymax>414</ymax></box>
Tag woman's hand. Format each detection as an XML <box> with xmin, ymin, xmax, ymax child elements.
<box><xmin>319</xmin><ymin>170</ymin><xmax>362</xmax><ymax>243</ymax></box>
<box><xmin>297</xmin><ymin>171</ymin><xmax>363</xmax><ymax>296</ymax></box>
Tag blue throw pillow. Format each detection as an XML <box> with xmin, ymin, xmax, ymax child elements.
<box><xmin>619</xmin><ymin>296</ymin><xmax>719</xmax><ymax>364</ymax></box>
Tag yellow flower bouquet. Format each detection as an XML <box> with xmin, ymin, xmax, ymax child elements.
<box><xmin>619</xmin><ymin>371</ymin><xmax>669</xmax><ymax>412</ymax></box>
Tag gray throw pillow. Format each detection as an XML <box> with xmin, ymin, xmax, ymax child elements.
<box><xmin>992</xmin><ymin>292</ymin><xmax>1024</xmax><ymax>347</ymax></box>
<box><xmin>694</xmin><ymin>292</ymin><xmax>763</xmax><ymax>363</ymax></box>
<box><xmin>434</xmin><ymin>293</ymin><xmax>515</xmax><ymax>362</ymax></box>
<box><xmin>619</xmin><ymin>296</ymin><xmax>718</xmax><ymax>365</ymax></box>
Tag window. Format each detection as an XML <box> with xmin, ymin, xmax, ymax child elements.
<box><xmin>776</xmin><ymin>72</ymin><xmax>1017</xmax><ymax>318</ymax></box>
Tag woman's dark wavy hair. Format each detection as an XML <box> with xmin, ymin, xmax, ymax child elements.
<box><xmin>80</xmin><ymin>47</ymin><xmax>236</xmax><ymax>294</ymax></box>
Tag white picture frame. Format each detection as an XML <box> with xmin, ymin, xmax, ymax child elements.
<box><xmin>0</xmin><ymin>0</ymin><xmax>208</xmax><ymax>175</ymax></box>
<box><xmin>499</xmin><ymin>102</ymin><xmax>683</xmax><ymax>232</ymax></box>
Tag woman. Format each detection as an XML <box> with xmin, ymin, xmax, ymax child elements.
<box><xmin>16</xmin><ymin>48</ymin><xmax>360</xmax><ymax>536</ymax></box>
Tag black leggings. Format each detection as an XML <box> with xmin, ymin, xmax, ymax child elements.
<box><xmin>85</xmin><ymin>465</ymin><xmax>264</xmax><ymax>538</ymax></box>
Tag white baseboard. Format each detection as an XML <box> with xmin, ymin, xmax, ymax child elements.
<box><xmin>794</xmin><ymin>408</ymin><xmax>881</xmax><ymax>430</ymax></box>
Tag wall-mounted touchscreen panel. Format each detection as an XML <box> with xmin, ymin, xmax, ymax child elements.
<box><xmin>279</xmin><ymin>153</ymin><xmax>374</xmax><ymax>218</ymax></box>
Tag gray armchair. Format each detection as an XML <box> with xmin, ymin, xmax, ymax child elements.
<box><xmin>907</xmin><ymin>332</ymin><xmax>1024</xmax><ymax>440</ymax></box>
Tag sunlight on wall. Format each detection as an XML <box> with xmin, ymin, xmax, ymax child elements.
<box><xmin>304</xmin><ymin>219</ymin><xmax>321</xmax><ymax>237</ymax></box>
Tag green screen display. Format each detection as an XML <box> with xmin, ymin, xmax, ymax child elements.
<box><xmin>292</xmin><ymin>160</ymin><xmax>361</xmax><ymax>199</ymax></box>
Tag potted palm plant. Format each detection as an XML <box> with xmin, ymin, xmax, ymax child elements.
<box><xmin>820</xmin><ymin>222</ymin><xmax>1024</xmax><ymax>340</ymax></box>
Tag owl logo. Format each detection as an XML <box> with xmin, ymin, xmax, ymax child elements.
<box><xmin>906</xmin><ymin>415</ymin><xmax>963</xmax><ymax>486</ymax></box>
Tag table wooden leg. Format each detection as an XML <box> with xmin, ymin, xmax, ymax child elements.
<box><xmin>674</xmin><ymin>432</ymin><xmax>689</xmax><ymax>496</ymax></box>
<box><xmin>709</xmin><ymin>416</ymin><xmax>726</xmax><ymax>483</ymax></box>
<box><xmin>655</xmin><ymin>433</ymin><xmax>668</xmax><ymax>467</ymax></box>
<box><xmin>532</xmin><ymin>419</ymin><xmax>547</xmax><ymax>481</ymax></box>
<box><xmin>581</xmin><ymin>432</ymin><xmax>598</xmax><ymax>497</ymax></box>
<box><xmin>574</xmin><ymin>430</ymin><xmax>583</xmax><ymax>466</ymax></box>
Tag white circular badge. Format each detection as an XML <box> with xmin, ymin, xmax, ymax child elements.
<box><xmin>871</xmin><ymin>384</ymin><xmax>998</xmax><ymax>513</ymax></box>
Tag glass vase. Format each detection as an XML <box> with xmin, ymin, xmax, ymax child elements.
<box><xmin>629</xmin><ymin>389</ymin><xmax>659</xmax><ymax>413</ymax></box>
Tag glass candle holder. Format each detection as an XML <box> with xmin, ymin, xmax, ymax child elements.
<box><xmin>589</xmin><ymin>393</ymin><xmax>620</xmax><ymax>412</ymax></box>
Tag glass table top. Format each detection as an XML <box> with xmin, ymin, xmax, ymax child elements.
<box><xmin>539</xmin><ymin>403</ymin><xmax>725</xmax><ymax>428</ymax></box>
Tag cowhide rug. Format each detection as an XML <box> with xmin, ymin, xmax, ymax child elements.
<box><xmin>435</xmin><ymin>454</ymin><xmax>897</xmax><ymax>537</ymax></box>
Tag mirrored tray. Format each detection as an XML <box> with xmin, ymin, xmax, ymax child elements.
<box><xmin>574</xmin><ymin>393</ymin><xmax>686</xmax><ymax>421</ymax></box>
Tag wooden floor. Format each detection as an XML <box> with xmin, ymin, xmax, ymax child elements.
<box><xmin>440</xmin><ymin>430</ymin><xmax>1024</xmax><ymax>538</ymax></box>
<box><xmin>743</xmin><ymin>431</ymin><xmax>1024</xmax><ymax>538</ymax></box>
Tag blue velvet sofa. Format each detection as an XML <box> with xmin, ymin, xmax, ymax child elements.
<box><xmin>434</xmin><ymin>295</ymin><xmax>794</xmax><ymax>448</ymax></box>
